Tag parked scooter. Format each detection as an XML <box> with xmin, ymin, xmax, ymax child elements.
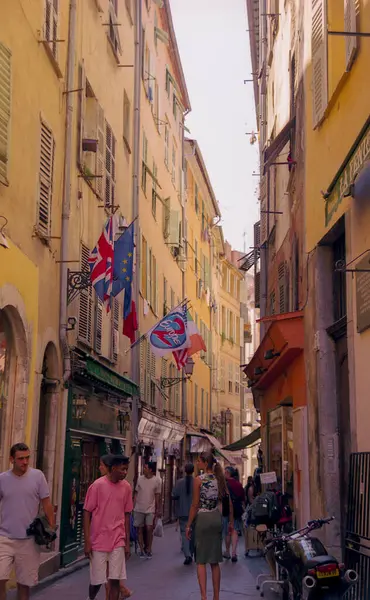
<box><xmin>263</xmin><ymin>517</ymin><xmax>358</xmax><ymax>599</ymax></box>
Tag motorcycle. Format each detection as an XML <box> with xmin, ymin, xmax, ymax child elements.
<box><xmin>262</xmin><ymin>517</ymin><xmax>358</xmax><ymax>599</ymax></box>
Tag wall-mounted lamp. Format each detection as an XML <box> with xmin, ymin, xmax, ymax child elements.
<box><xmin>264</xmin><ymin>349</ymin><xmax>281</xmax><ymax>360</ymax></box>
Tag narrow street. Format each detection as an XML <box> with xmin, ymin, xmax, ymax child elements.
<box><xmin>26</xmin><ymin>526</ymin><xmax>272</xmax><ymax>600</ymax></box>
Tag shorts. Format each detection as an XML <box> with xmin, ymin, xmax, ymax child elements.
<box><xmin>90</xmin><ymin>547</ymin><xmax>126</xmax><ymax>586</ymax></box>
<box><xmin>222</xmin><ymin>516</ymin><xmax>243</xmax><ymax>537</ymax></box>
<box><xmin>0</xmin><ymin>536</ymin><xmax>41</xmax><ymax>587</ymax></box>
<box><xmin>133</xmin><ymin>512</ymin><xmax>155</xmax><ymax>527</ymax></box>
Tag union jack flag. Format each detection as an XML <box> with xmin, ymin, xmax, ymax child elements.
<box><xmin>88</xmin><ymin>217</ymin><xmax>114</xmax><ymax>313</ymax></box>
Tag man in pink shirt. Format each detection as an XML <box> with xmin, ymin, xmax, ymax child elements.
<box><xmin>83</xmin><ymin>455</ymin><xmax>133</xmax><ymax>600</ymax></box>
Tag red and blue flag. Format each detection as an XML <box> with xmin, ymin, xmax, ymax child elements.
<box><xmin>88</xmin><ymin>217</ymin><xmax>114</xmax><ymax>313</ymax></box>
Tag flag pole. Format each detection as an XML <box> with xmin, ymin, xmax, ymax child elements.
<box><xmin>125</xmin><ymin>298</ymin><xmax>189</xmax><ymax>353</ymax></box>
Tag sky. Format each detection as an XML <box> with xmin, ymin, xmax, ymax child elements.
<box><xmin>170</xmin><ymin>0</ymin><xmax>259</xmax><ymax>253</ymax></box>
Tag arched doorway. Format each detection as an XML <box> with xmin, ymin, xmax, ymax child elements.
<box><xmin>36</xmin><ymin>342</ymin><xmax>59</xmax><ymax>489</ymax></box>
<box><xmin>0</xmin><ymin>305</ymin><xmax>28</xmax><ymax>470</ymax></box>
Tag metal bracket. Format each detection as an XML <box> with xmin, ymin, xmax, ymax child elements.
<box><xmin>335</xmin><ymin>251</ymin><xmax>370</xmax><ymax>273</ymax></box>
<box><xmin>67</xmin><ymin>270</ymin><xmax>91</xmax><ymax>305</ymax></box>
<box><xmin>160</xmin><ymin>376</ymin><xmax>190</xmax><ymax>389</ymax></box>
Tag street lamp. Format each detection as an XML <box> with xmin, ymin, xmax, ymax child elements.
<box><xmin>225</xmin><ymin>408</ymin><xmax>232</xmax><ymax>445</ymax></box>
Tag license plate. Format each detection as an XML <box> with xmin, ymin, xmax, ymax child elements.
<box><xmin>317</xmin><ymin>569</ymin><xmax>339</xmax><ymax>579</ymax></box>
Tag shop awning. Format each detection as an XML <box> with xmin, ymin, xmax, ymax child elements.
<box><xmin>71</xmin><ymin>350</ymin><xmax>139</xmax><ymax>397</ymax></box>
<box><xmin>223</xmin><ymin>427</ymin><xmax>261</xmax><ymax>452</ymax></box>
<box><xmin>244</xmin><ymin>311</ymin><xmax>304</xmax><ymax>391</ymax></box>
<box><xmin>187</xmin><ymin>429</ymin><xmax>232</xmax><ymax>463</ymax></box>
<box><xmin>138</xmin><ymin>408</ymin><xmax>185</xmax><ymax>444</ymax></box>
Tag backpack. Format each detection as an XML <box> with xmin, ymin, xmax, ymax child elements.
<box><xmin>275</xmin><ymin>491</ymin><xmax>292</xmax><ymax>524</ymax></box>
<box><xmin>26</xmin><ymin>516</ymin><xmax>57</xmax><ymax>549</ymax></box>
<box><xmin>248</xmin><ymin>491</ymin><xmax>281</xmax><ymax>526</ymax></box>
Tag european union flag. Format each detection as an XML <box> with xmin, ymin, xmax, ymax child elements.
<box><xmin>112</xmin><ymin>222</ymin><xmax>134</xmax><ymax>318</ymax></box>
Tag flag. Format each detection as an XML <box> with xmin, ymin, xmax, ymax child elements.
<box><xmin>172</xmin><ymin>312</ymin><xmax>206</xmax><ymax>370</ymax></box>
<box><xmin>88</xmin><ymin>217</ymin><xmax>114</xmax><ymax>313</ymax></box>
<box><xmin>148</xmin><ymin>303</ymin><xmax>190</xmax><ymax>358</ymax></box>
<box><xmin>112</xmin><ymin>222</ymin><xmax>134</xmax><ymax>318</ymax></box>
<box><xmin>123</xmin><ymin>299</ymin><xmax>138</xmax><ymax>344</ymax></box>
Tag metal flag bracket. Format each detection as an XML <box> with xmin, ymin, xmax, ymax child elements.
<box><xmin>67</xmin><ymin>270</ymin><xmax>92</xmax><ymax>305</ymax></box>
<box><xmin>335</xmin><ymin>249</ymin><xmax>370</xmax><ymax>273</ymax></box>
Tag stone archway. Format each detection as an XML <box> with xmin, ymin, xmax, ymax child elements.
<box><xmin>0</xmin><ymin>303</ymin><xmax>29</xmax><ymax>471</ymax></box>
<box><xmin>36</xmin><ymin>342</ymin><xmax>59</xmax><ymax>492</ymax></box>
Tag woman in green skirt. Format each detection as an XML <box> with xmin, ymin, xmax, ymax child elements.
<box><xmin>186</xmin><ymin>451</ymin><xmax>233</xmax><ymax>600</ymax></box>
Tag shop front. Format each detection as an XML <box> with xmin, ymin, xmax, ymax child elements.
<box><xmin>137</xmin><ymin>408</ymin><xmax>185</xmax><ymax>523</ymax></box>
<box><xmin>60</xmin><ymin>351</ymin><xmax>138</xmax><ymax>566</ymax></box>
<box><xmin>245</xmin><ymin>311</ymin><xmax>309</xmax><ymax>528</ymax></box>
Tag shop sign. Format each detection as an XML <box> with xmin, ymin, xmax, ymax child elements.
<box><xmin>260</xmin><ymin>471</ymin><xmax>277</xmax><ymax>484</ymax></box>
<box><xmin>190</xmin><ymin>436</ymin><xmax>211</xmax><ymax>453</ymax></box>
<box><xmin>356</xmin><ymin>252</ymin><xmax>370</xmax><ymax>333</ymax></box>
<box><xmin>86</xmin><ymin>358</ymin><xmax>138</xmax><ymax>396</ymax></box>
<box><xmin>326</xmin><ymin>122</ymin><xmax>370</xmax><ymax>227</ymax></box>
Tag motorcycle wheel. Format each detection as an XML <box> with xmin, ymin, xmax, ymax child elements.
<box><xmin>282</xmin><ymin>581</ymin><xmax>301</xmax><ymax>600</ymax></box>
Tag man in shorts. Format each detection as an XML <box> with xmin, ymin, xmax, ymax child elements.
<box><xmin>84</xmin><ymin>455</ymin><xmax>133</xmax><ymax>600</ymax></box>
<box><xmin>0</xmin><ymin>443</ymin><xmax>55</xmax><ymax>600</ymax></box>
<box><xmin>134</xmin><ymin>461</ymin><xmax>162</xmax><ymax>559</ymax></box>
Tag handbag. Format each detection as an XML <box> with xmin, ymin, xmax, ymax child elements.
<box><xmin>26</xmin><ymin>516</ymin><xmax>57</xmax><ymax>549</ymax></box>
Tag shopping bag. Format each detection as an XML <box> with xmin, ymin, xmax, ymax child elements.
<box><xmin>153</xmin><ymin>518</ymin><xmax>164</xmax><ymax>538</ymax></box>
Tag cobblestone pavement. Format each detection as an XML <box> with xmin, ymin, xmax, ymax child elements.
<box><xmin>23</xmin><ymin>526</ymin><xmax>278</xmax><ymax>600</ymax></box>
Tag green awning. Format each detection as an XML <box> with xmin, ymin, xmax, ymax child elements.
<box><xmin>222</xmin><ymin>427</ymin><xmax>261</xmax><ymax>452</ymax></box>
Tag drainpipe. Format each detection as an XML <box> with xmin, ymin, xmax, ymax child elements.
<box><xmin>57</xmin><ymin>0</ymin><xmax>77</xmax><ymax>537</ymax></box>
<box><xmin>131</xmin><ymin>0</ymin><xmax>143</xmax><ymax>450</ymax></box>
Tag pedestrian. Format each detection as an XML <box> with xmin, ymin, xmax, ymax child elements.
<box><xmin>84</xmin><ymin>455</ymin><xmax>133</xmax><ymax>600</ymax></box>
<box><xmin>186</xmin><ymin>451</ymin><xmax>232</xmax><ymax>600</ymax></box>
<box><xmin>222</xmin><ymin>466</ymin><xmax>245</xmax><ymax>562</ymax></box>
<box><xmin>172</xmin><ymin>463</ymin><xmax>195</xmax><ymax>565</ymax></box>
<box><xmin>133</xmin><ymin>461</ymin><xmax>162</xmax><ymax>559</ymax></box>
<box><xmin>244</xmin><ymin>476</ymin><xmax>256</xmax><ymax>556</ymax></box>
<box><xmin>99</xmin><ymin>455</ymin><xmax>133</xmax><ymax>600</ymax></box>
<box><xmin>0</xmin><ymin>442</ymin><xmax>55</xmax><ymax>600</ymax></box>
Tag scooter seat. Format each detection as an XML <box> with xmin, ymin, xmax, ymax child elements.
<box><xmin>305</xmin><ymin>555</ymin><xmax>338</xmax><ymax>571</ymax></box>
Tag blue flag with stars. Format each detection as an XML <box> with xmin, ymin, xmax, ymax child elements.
<box><xmin>112</xmin><ymin>222</ymin><xmax>134</xmax><ymax>318</ymax></box>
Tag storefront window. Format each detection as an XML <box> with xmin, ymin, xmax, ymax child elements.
<box><xmin>0</xmin><ymin>311</ymin><xmax>12</xmax><ymax>452</ymax></box>
<box><xmin>268</xmin><ymin>406</ymin><xmax>293</xmax><ymax>494</ymax></box>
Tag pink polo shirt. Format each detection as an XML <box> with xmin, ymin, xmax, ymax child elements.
<box><xmin>84</xmin><ymin>476</ymin><xmax>133</xmax><ymax>552</ymax></box>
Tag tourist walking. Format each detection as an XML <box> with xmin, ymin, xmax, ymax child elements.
<box><xmin>99</xmin><ymin>456</ymin><xmax>133</xmax><ymax>599</ymax></box>
<box><xmin>133</xmin><ymin>462</ymin><xmax>162</xmax><ymax>559</ymax></box>
<box><xmin>186</xmin><ymin>451</ymin><xmax>232</xmax><ymax>600</ymax></box>
<box><xmin>244</xmin><ymin>475</ymin><xmax>256</xmax><ymax>556</ymax></box>
<box><xmin>222</xmin><ymin>466</ymin><xmax>245</xmax><ymax>562</ymax></box>
<box><xmin>84</xmin><ymin>455</ymin><xmax>133</xmax><ymax>600</ymax></box>
<box><xmin>0</xmin><ymin>443</ymin><xmax>55</xmax><ymax>600</ymax></box>
<box><xmin>172</xmin><ymin>463</ymin><xmax>195</xmax><ymax>565</ymax></box>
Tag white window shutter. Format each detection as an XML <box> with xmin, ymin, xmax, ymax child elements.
<box><xmin>96</xmin><ymin>104</ymin><xmax>105</xmax><ymax>198</ymax></box>
<box><xmin>344</xmin><ymin>0</ymin><xmax>357</xmax><ymax>71</ymax></box>
<box><xmin>94</xmin><ymin>296</ymin><xmax>103</xmax><ymax>354</ymax></box>
<box><xmin>312</xmin><ymin>0</ymin><xmax>328</xmax><ymax>129</ymax></box>
<box><xmin>78</xmin><ymin>244</ymin><xmax>93</xmax><ymax>346</ymax></box>
<box><xmin>169</xmin><ymin>210</ymin><xmax>179</xmax><ymax>245</ymax></box>
<box><xmin>0</xmin><ymin>43</ymin><xmax>11</xmax><ymax>186</ymax></box>
<box><xmin>77</xmin><ymin>62</ymin><xmax>86</xmax><ymax>167</ymax></box>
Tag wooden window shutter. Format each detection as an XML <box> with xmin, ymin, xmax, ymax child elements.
<box><xmin>344</xmin><ymin>0</ymin><xmax>357</xmax><ymax>71</ymax></box>
<box><xmin>105</xmin><ymin>123</ymin><xmax>116</xmax><ymax>209</ymax></box>
<box><xmin>145</xmin><ymin>346</ymin><xmax>151</xmax><ymax>402</ymax></box>
<box><xmin>140</xmin><ymin>339</ymin><xmax>146</xmax><ymax>399</ymax></box>
<box><xmin>0</xmin><ymin>43</ymin><xmax>11</xmax><ymax>186</ymax></box>
<box><xmin>253</xmin><ymin>221</ymin><xmax>261</xmax><ymax>250</ymax></box>
<box><xmin>112</xmin><ymin>297</ymin><xmax>119</xmax><ymax>362</ymax></box>
<box><xmin>94</xmin><ymin>296</ymin><xmax>103</xmax><ymax>354</ymax></box>
<box><xmin>312</xmin><ymin>0</ymin><xmax>328</xmax><ymax>128</ymax></box>
<box><xmin>77</xmin><ymin>62</ymin><xmax>86</xmax><ymax>167</ymax></box>
<box><xmin>38</xmin><ymin>120</ymin><xmax>55</xmax><ymax>238</ymax></box>
<box><xmin>78</xmin><ymin>244</ymin><xmax>93</xmax><ymax>345</ymax></box>
<box><xmin>96</xmin><ymin>105</ymin><xmax>105</xmax><ymax>198</ymax></box>
<box><xmin>278</xmin><ymin>262</ymin><xmax>289</xmax><ymax>314</ymax></box>
<box><xmin>150</xmin><ymin>352</ymin><xmax>156</xmax><ymax>406</ymax></box>
<box><xmin>44</xmin><ymin>0</ymin><xmax>58</xmax><ymax>59</ymax></box>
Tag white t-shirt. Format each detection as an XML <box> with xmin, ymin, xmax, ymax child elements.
<box><xmin>135</xmin><ymin>475</ymin><xmax>161</xmax><ymax>514</ymax></box>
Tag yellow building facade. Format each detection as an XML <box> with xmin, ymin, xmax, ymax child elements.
<box><xmin>304</xmin><ymin>0</ymin><xmax>370</xmax><ymax>555</ymax></box>
<box><xmin>184</xmin><ymin>139</ymin><xmax>220</xmax><ymax>430</ymax></box>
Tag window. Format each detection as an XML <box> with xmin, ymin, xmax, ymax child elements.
<box><xmin>96</xmin><ymin>104</ymin><xmax>105</xmax><ymax>198</ymax></box>
<box><xmin>152</xmin><ymin>161</ymin><xmax>157</xmax><ymax>218</ymax></box>
<box><xmin>108</xmin><ymin>0</ymin><xmax>121</xmax><ymax>59</ymax></box>
<box><xmin>163</xmin><ymin>277</ymin><xmax>168</xmax><ymax>315</ymax></box>
<box><xmin>162</xmin><ymin>197</ymin><xmax>170</xmax><ymax>239</ymax></box>
<box><xmin>201</xmin><ymin>389</ymin><xmax>204</xmax><ymax>425</ymax></box>
<box><xmin>235</xmin><ymin>365</ymin><xmax>240</xmax><ymax>394</ymax></box>
<box><xmin>171</xmin><ymin>142</ymin><xmax>176</xmax><ymax>186</ymax></box>
<box><xmin>194</xmin><ymin>384</ymin><xmax>198</xmax><ymax>425</ymax></box>
<box><xmin>141</xmin><ymin>131</ymin><xmax>148</xmax><ymax>193</ymax></box>
<box><xmin>105</xmin><ymin>123</ymin><xmax>116</xmax><ymax>209</ymax></box>
<box><xmin>170</xmin><ymin>288</ymin><xmax>175</xmax><ymax>310</ymax></box>
<box><xmin>78</xmin><ymin>244</ymin><xmax>93</xmax><ymax>346</ymax></box>
<box><xmin>220</xmin><ymin>358</ymin><xmax>225</xmax><ymax>392</ymax></box>
<box><xmin>94</xmin><ymin>297</ymin><xmax>103</xmax><ymax>354</ymax></box>
<box><xmin>194</xmin><ymin>183</ymin><xmax>199</xmax><ymax>214</ymax></box>
<box><xmin>0</xmin><ymin>43</ymin><xmax>11</xmax><ymax>186</ymax></box>
<box><xmin>123</xmin><ymin>91</ymin><xmax>131</xmax><ymax>151</ymax></box>
<box><xmin>165</xmin><ymin>69</ymin><xmax>171</xmax><ymax>97</ymax></box>
<box><xmin>164</xmin><ymin>124</ymin><xmax>169</xmax><ymax>167</ymax></box>
<box><xmin>44</xmin><ymin>0</ymin><xmax>58</xmax><ymax>59</ymax></box>
<box><xmin>141</xmin><ymin>235</ymin><xmax>148</xmax><ymax>297</ymax></box>
<box><xmin>172</xmin><ymin>93</ymin><xmax>177</xmax><ymax>120</ymax></box>
<box><xmin>37</xmin><ymin>120</ymin><xmax>55</xmax><ymax>238</ymax></box>
<box><xmin>194</xmin><ymin>239</ymin><xmax>198</xmax><ymax>276</ymax></box>
<box><xmin>228</xmin><ymin>363</ymin><xmax>233</xmax><ymax>394</ymax></box>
